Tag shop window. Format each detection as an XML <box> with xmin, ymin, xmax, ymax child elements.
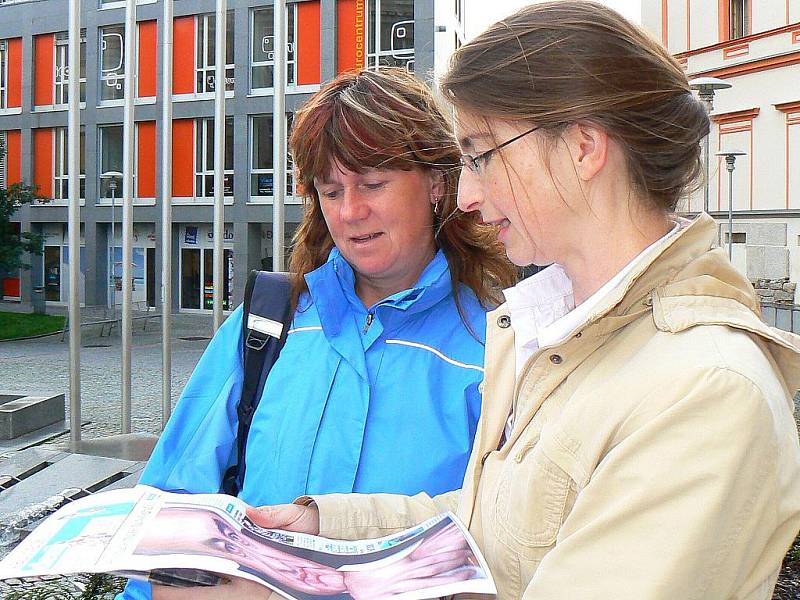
<box><xmin>54</xmin><ymin>127</ymin><xmax>86</xmax><ymax>200</ymax></box>
<box><xmin>367</xmin><ymin>0</ymin><xmax>414</xmax><ymax>71</ymax></box>
<box><xmin>180</xmin><ymin>246</ymin><xmax>233</xmax><ymax>310</ymax></box>
<box><xmin>195</xmin><ymin>118</ymin><xmax>234</xmax><ymax>197</ymax></box>
<box><xmin>0</xmin><ymin>40</ymin><xmax>7</xmax><ymax>109</ymax></box>
<box><xmin>196</xmin><ymin>12</ymin><xmax>234</xmax><ymax>94</ymax></box>
<box><xmin>55</xmin><ymin>30</ymin><xmax>87</xmax><ymax>105</ymax></box>
<box><xmin>98</xmin><ymin>125</ymin><xmax>137</xmax><ymax>198</ymax></box>
<box><xmin>99</xmin><ymin>25</ymin><xmax>125</xmax><ymax>102</ymax></box>
<box><xmin>250</xmin><ymin>5</ymin><xmax>296</xmax><ymax>91</ymax></box>
<box><xmin>249</xmin><ymin>114</ymin><xmax>295</xmax><ymax>198</ymax></box>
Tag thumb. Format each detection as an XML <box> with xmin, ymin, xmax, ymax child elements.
<box><xmin>246</xmin><ymin>503</ymin><xmax>320</xmax><ymax>535</ymax></box>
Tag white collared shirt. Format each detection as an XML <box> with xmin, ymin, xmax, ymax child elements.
<box><xmin>502</xmin><ymin>221</ymin><xmax>682</xmax><ymax>436</ymax></box>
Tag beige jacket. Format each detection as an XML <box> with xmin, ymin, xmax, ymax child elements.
<box><xmin>308</xmin><ymin>214</ymin><xmax>800</xmax><ymax>600</ymax></box>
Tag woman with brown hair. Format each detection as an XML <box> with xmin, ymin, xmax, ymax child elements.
<box><xmin>126</xmin><ymin>67</ymin><xmax>515</xmax><ymax>600</ymax></box>
<box><xmin>228</xmin><ymin>2</ymin><xmax>800</xmax><ymax>599</ymax></box>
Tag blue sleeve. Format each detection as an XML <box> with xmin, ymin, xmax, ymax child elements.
<box><xmin>116</xmin><ymin>578</ymin><xmax>150</xmax><ymax>600</ymax></box>
<box><xmin>137</xmin><ymin>304</ymin><xmax>245</xmax><ymax>494</ymax></box>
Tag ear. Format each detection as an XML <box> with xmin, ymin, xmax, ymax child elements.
<box><xmin>429</xmin><ymin>169</ymin><xmax>446</xmax><ymax>204</ymax></box>
<box><xmin>564</xmin><ymin>122</ymin><xmax>609</xmax><ymax>181</ymax></box>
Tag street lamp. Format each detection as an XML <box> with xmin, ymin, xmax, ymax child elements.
<box><xmin>715</xmin><ymin>150</ymin><xmax>746</xmax><ymax>261</ymax></box>
<box><xmin>689</xmin><ymin>77</ymin><xmax>732</xmax><ymax>214</ymax></box>
<box><xmin>100</xmin><ymin>171</ymin><xmax>122</xmax><ymax>312</ymax></box>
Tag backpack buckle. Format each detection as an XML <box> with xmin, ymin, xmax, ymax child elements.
<box><xmin>245</xmin><ymin>329</ymin><xmax>269</xmax><ymax>351</ymax></box>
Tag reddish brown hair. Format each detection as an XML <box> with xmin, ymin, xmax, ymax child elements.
<box><xmin>288</xmin><ymin>67</ymin><xmax>516</xmax><ymax>309</ymax></box>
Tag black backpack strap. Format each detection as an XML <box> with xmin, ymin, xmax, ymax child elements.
<box><xmin>222</xmin><ymin>270</ymin><xmax>292</xmax><ymax>496</ymax></box>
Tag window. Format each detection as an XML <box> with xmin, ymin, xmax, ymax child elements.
<box><xmin>729</xmin><ymin>0</ymin><xmax>748</xmax><ymax>40</ymax></box>
<box><xmin>98</xmin><ymin>125</ymin><xmax>136</xmax><ymax>198</ymax></box>
<box><xmin>367</xmin><ymin>0</ymin><xmax>414</xmax><ymax>71</ymax></box>
<box><xmin>99</xmin><ymin>25</ymin><xmax>125</xmax><ymax>102</ymax></box>
<box><xmin>54</xmin><ymin>127</ymin><xmax>86</xmax><ymax>200</ymax></box>
<box><xmin>0</xmin><ymin>131</ymin><xmax>6</xmax><ymax>188</ymax></box>
<box><xmin>195</xmin><ymin>118</ymin><xmax>234</xmax><ymax>197</ymax></box>
<box><xmin>250</xmin><ymin>5</ymin><xmax>296</xmax><ymax>91</ymax></box>
<box><xmin>250</xmin><ymin>114</ymin><xmax>295</xmax><ymax>198</ymax></box>
<box><xmin>196</xmin><ymin>13</ymin><xmax>234</xmax><ymax>94</ymax></box>
<box><xmin>0</xmin><ymin>40</ymin><xmax>7</xmax><ymax>109</ymax></box>
<box><xmin>55</xmin><ymin>30</ymin><xmax>87</xmax><ymax>105</ymax></box>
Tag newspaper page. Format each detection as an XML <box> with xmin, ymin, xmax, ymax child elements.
<box><xmin>0</xmin><ymin>485</ymin><xmax>497</xmax><ymax>600</ymax></box>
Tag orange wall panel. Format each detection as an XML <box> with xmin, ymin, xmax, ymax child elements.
<box><xmin>297</xmin><ymin>1</ymin><xmax>321</xmax><ymax>85</ymax></box>
<box><xmin>6</xmin><ymin>130</ymin><xmax>21</xmax><ymax>185</ymax></box>
<box><xmin>337</xmin><ymin>0</ymin><xmax>365</xmax><ymax>74</ymax></box>
<box><xmin>137</xmin><ymin>121</ymin><xmax>156</xmax><ymax>197</ymax></box>
<box><xmin>7</xmin><ymin>38</ymin><xmax>22</xmax><ymax>108</ymax></box>
<box><xmin>33</xmin><ymin>129</ymin><xmax>53</xmax><ymax>198</ymax></box>
<box><xmin>138</xmin><ymin>21</ymin><xmax>157</xmax><ymax>98</ymax></box>
<box><xmin>34</xmin><ymin>34</ymin><xmax>55</xmax><ymax>107</ymax></box>
<box><xmin>172</xmin><ymin>119</ymin><xmax>194</xmax><ymax>197</ymax></box>
<box><xmin>173</xmin><ymin>17</ymin><xmax>195</xmax><ymax>95</ymax></box>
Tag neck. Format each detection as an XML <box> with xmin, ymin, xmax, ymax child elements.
<box><xmin>354</xmin><ymin>249</ymin><xmax>436</xmax><ymax>308</ymax></box>
<box><xmin>563</xmin><ymin>208</ymin><xmax>672</xmax><ymax>306</ymax></box>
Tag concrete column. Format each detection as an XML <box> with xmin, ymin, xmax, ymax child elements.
<box><xmin>414</xmin><ymin>0</ymin><xmax>435</xmax><ymax>83</ymax></box>
<box><xmin>320</xmin><ymin>0</ymin><xmax>337</xmax><ymax>82</ymax></box>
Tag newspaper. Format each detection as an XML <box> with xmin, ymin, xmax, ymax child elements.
<box><xmin>0</xmin><ymin>485</ymin><xmax>496</xmax><ymax>600</ymax></box>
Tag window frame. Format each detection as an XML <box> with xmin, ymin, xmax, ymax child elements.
<box><xmin>53</xmin><ymin>126</ymin><xmax>86</xmax><ymax>201</ymax></box>
<box><xmin>248</xmin><ymin>113</ymin><xmax>296</xmax><ymax>202</ymax></box>
<box><xmin>99</xmin><ymin>25</ymin><xmax>126</xmax><ymax>104</ymax></box>
<box><xmin>195</xmin><ymin>13</ymin><xmax>235</xmax><ymax>96</ymax></box>
<box><xmin>0</xmin><ymin>40</ymin><xmax>8</xmax><ymax>110</ymax></box>
<box><xmin>729</xmin><ymin>0</ymin><xmax>749</xmax><ymax>40</ymax></box>
<box><xmin>54</xmin><ymin>30</ymin><xmax>87</xmax><ymax>107</ymax></box>
<box><xmin>97</xmin><ymin>124</ymin><xmax>137</xmax><ymax>200</ymax></box>
<box><xmin>195</xmin><ymin>117</ymin><xmax>234</xmax><ymax>199</ymax></box>
<box><xmin>249</xmin><ymin>4</ymin><xmax>297</xmax><ymax>94</ymax></box>
<box><xmin>366</xmin><ymin>0</ymin><xmax>415</xmax><ymax>72</ymax></box>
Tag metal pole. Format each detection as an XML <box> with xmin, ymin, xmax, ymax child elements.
<box><xmin>160</xmin><ymin>0</ymin><xmax>174</xmax><ymax>428</ymax></box>
<box><xmin>272</xmin><ymin>0</ymin><xmax>286</xmax><ymax>271</ymax></box>
<box><xmin>728</xmin><ymin>166</ymin><xmax>734</xmax><ymax>260</ymax></box>
<box><xmin>67</xmin><ymin>0</ymin><xmax>81</xmax><ymax>450</ymax></box>
<box><xmin>212</xmin><ymin>0</ymin><xmax>227</xmax><ymax>331</ymax></box>
<box><xmin>703</xmin><ymin>132</ymin><xmax>710</xmax><ymax>214</ymax></box>
<box><xmin>121</xmin><ymin>0</ymin><xmax>136</xmax><ymax>434</ymax></box>
<box><xmin>110</xmin><ymin>184</ymin><xmax>115</xmax><ymax>313</ymax></box>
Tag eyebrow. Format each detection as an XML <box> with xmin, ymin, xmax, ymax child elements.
<box><xmin>459</xmin><ymin>133</ymin><xmax>492</xmax><ymax>151</ymax></box>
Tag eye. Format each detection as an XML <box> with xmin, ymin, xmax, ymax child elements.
<box><xmin>363</xmin><ymin>182</ymin><xmax>386</xmax><ymax>191</ymax></box>
<box><xmin>319</xmin><ymin>189</ymin><xmax>339</xmax><ymax>200</ymax></box>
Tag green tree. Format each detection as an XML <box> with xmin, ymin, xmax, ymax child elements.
<box><xmin>0</xmin><ymin>136</ymin><xmax>48</xmax><ymax>290</ymax></box>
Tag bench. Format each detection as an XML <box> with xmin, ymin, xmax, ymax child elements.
<box><xmin>60</xmin><ymin>303</ymin><xmax>161</xmax><ymax>341</ymax></box>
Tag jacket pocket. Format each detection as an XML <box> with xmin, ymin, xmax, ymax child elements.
<box><xmin>493</xmin><ymin>438</ymin><xmax>573</xmax><ymax>550</ymax></box>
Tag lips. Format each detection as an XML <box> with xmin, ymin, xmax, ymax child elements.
<box><xmin>351</xmin><ymin>232</ymin><xmax>383</xmax><ymax>242</ymax></box>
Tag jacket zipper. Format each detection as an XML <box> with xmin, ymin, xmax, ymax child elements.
<box><xmin>363</xmin><ymin>313</ymin><xmax>375</xmax><ymax>333</ymax></box>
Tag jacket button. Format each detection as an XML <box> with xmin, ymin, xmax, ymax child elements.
<box><xmin>497</xmin><ymin>315</ymin><xmax>511</xmax><ymax>328</ymax></box>
<box><xmin>481</xmin><ymin>451</ymin><xmax>492</xmax><ymax>465</ymax></box>
<box><xmin>549</xmin><ymin>354</ymin><xmax>563</xmax><ymax>364</ymax></box>
<box><xmin>574</xmin><ymin>332</ymin><xmax>582</xmax><ymax>338</ymax></box>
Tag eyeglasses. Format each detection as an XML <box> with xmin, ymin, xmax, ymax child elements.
<box><xmin>459</xmin><ymin>125</ymin><xmax>541</xmax><ymax>174</ymax></box>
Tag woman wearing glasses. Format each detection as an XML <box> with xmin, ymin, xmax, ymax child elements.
<box><xmin>158</xmin><ymin>3</ymin><xmax>800</xmax><ymax>599</ymax></box>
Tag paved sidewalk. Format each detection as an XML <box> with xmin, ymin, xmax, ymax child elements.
<box><xmin>0</xmin><ymin>304</ymin><xmax>220</xmax><ymax>442</ymax></box>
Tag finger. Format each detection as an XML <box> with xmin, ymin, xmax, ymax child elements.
<box><xmin>383</xmin><ymin>567</ymin><xmax>475</xmax><ymax>594</ymax></box>
<box><xmin>246</xmin><ymin>503</ymin><xmax>320</xmax><ymax>535</ymax></box>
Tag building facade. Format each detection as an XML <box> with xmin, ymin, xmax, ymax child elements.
<box><xmin>0</xmin><ymin>0</ymin><xmax>459</xmax><ymax>312</ymax></box>
<box><xmin>642</xmin><ymin>0</ymin><xmax>800</xmax><ymax>303</ymax></box>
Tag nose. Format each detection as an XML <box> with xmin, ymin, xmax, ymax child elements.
<box><xmin>457</xmin><ymin>168</ymin><xmax>484</xmax><ymax>214</ymax></box>
<box><xmin>340</xmin><ymin>188</ymin><xmax>369</xmax><ymax>222</ymax></box>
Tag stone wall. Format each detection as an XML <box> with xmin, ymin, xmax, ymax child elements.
<box><xmin>753</xmin><ymin>278</ymin><xmax>797</xmax><ymax>304</ymax></box>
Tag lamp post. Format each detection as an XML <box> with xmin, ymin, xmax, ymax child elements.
<box><xmin>715</xmin><ymin>150</ymin><xmax>746</xmax><ymax>261</ymax></box>
<box><xmin>689</xmin><ymin>77</ymin><xmax>732</xmax><ymax>214</ymax></box>
<box><xmin>100</xmin><ymin>171</ymin><xmax>122</xmax><ymax>312</ymax></box>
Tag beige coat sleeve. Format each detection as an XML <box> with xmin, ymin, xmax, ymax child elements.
<box><xmin>295</xmin><ymin>490</ymin><xmax>460</xmax><ymax>540</ymax></box>
<box><xmin>522</xmin><ymin>369</ymin><xmax>800</xmax><ymax>600</ymax></box>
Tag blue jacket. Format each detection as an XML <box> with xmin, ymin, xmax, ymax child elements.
<box><xmin>119</xmin><ymin>249</ymin><xmax>487</xmax><ymax>599</ymax></box>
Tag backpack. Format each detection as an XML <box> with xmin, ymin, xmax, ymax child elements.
<box><xmin>221</xmin><ymin>270</ymin><xmax>293</xmax><ymax>497</ymax></box>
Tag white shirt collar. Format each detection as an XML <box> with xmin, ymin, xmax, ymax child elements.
<box><xmin>504</xmin><ymin>221</ymin><xmax>682</xmax><ymax>379</ymax></box>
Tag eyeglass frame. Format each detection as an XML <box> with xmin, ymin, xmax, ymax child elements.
<box><xmin>459</xmin><ymin>125</ymin><xmax>541</xmax><ymax>174</ymax></box>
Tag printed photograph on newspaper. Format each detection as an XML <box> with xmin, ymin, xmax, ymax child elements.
<box><xmin>0</xmin><ymin>485</ymin><xmax>497</xmax><ymax>600</ymax></box>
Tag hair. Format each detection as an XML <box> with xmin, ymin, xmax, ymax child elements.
<box><xmin>288</xmin><ymin>67</ymin><xmax>516</xmax><ymax>310</ymax></box>
<box><xmin>439</xmin><ymin>0</ymin><xmax>710</xmax><ymax>212</ymax></box>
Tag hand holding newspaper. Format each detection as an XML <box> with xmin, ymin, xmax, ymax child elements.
<box><xmin>0</xmin><ymin>485</ymin><xmax>496</xmax><ymax>600</ymax></box>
